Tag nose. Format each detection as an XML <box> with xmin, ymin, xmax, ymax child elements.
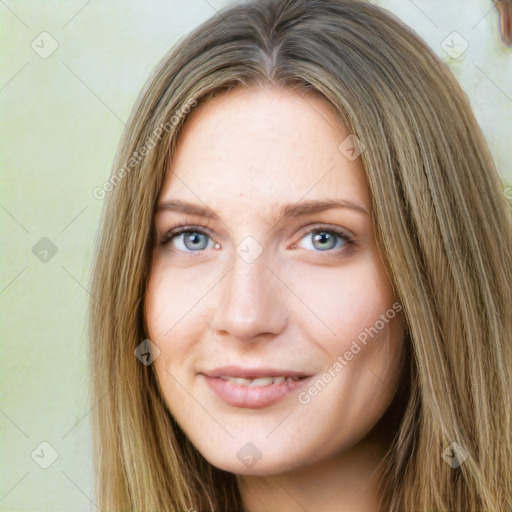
<box><xmin>210</xmin><ymin>248</ymin><xmax>288</xmax><ymax>343</ymax></box>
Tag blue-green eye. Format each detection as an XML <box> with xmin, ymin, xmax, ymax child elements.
<box><xmin>160</xmin><ymin>224</ymin><xmax>353</xmax><ymax>254</ymax></box>
<box><xmin>295</xmin><ymin>228</ymin><xmax>351</xmax><ymax>252</ymax></box>
<box><xmin>160</xmin><ymin>226</ymin><xmax>214</xmax><ymax>252</ymax></box>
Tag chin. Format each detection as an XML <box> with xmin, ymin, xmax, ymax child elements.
<box><xmin>201</xmin><ymin>444</ymin><xmax>305</xmax><ymax>476</ymax></box>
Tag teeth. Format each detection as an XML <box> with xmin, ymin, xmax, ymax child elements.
<box><xmin>221</xmin><ymin>376</ymin><xmax>301</xmax><ymax>386</ymax></box>
<box><xmin>248</xmin><ymin>377</ymin><xmax>274</xmax><ymax>387</ymax></box>
<box><xmin>234</xmin><ymin>377</ymin><xmax>252</xmax><ymax>385</ymax></box>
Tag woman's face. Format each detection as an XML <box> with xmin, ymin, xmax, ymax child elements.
<box><xmin>145</xmin><ymin>86</ymin><xmax>405</xmax><ymax>475</ymax></box>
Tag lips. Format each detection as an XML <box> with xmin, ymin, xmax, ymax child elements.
<box><xmin>199</xmin><ymin>366</ymin><xmax>312</xmax><ymax>409</ymax></box>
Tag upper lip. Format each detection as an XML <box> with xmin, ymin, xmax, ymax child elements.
<box><xmin>200</xmin><ymin>366</ymin><xmax>311</xmax><ymax>379</ymax></box>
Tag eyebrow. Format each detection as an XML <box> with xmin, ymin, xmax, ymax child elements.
<box><xmin>156</xmin><ymin>198</ymin><xmax>369</xmax><ymax>223</ymax></box>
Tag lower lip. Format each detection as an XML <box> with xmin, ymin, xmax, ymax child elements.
<box><xmin>201</xmin><ymin>375</ymin><xmax>311</xmax><ymax>409</ymax></box>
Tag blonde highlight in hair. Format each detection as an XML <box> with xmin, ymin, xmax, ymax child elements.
<box><xmin>88</xmin><ymin>0</ymin><xmax>512</xmax><ymax>510</ymax></box>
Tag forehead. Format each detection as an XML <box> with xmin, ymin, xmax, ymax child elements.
<box><xmin>159</xmin><ymin>86</ymin><xmax>369</xmax><ymax>216</ymax></box>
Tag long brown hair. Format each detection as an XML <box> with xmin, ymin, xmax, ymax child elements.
<box><xmin>88</xmin><ymin>0</ymin><xmax>512</xmax><ymax>510</ymax></box>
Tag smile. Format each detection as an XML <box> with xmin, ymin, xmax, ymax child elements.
<box><xmin>200</xmin><ymin>368</ymin><xmax>312</xmax><ymax>409</ymax></box>
<box><xmin>219</xmin><ymin>375</ymin><xmax>304</xmax><ymax>386</ymax></box>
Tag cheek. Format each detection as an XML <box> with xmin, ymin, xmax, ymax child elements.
<box><xmin>290</xmin><ymin>255</ymin><xmax>398</xmax><ymax>350</ymax></box>
<box><xmin>145</xmin><ymin>263</ymin><xmax>217</xmax><ymax>396</ymax></box>
<box><xmin>145</xmin><ymin>268</ymin><xmax>191</xmax><ymax>383</ymax></box>
<box><xmin>291</xmin><ymin>254</ymin><xmax>405</xmax><ymax>411</ymax></box>
<box><xmin>145</xmin><ymin>260</ymin><xmax>214</xmax><ymax>341</ymax></box>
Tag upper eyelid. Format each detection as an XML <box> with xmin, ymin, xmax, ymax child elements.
<box><xmin>296</xmin><ymin>223</ymin><xmax>353</xmax><ymax>239</ymax></box>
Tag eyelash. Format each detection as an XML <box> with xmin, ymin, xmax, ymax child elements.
<box><xmin>159</xmin><ymin>222</ymin><xmax>355</xmax><ymax>259</ymax></box>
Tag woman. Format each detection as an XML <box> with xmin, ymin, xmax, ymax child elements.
<box><xmin>88</xmin><ymin>0</ymin><xmax>512</xmax><ymax>510</ymax></box>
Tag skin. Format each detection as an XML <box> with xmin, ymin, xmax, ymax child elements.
<box><xmin>145</xmin><ymin>86</ymin><xmax>406</xmax><ymax>512</ymax></box>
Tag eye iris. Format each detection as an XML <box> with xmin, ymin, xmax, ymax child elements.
<box><xmin>184</xmin><ymin>232</ymin><xmax>208</xmax><ymax>250</ymax></box>
<box><xmin>312</xmin><ymin>231</ymin><xmax>337</xmax><ymax>251</ymax></box>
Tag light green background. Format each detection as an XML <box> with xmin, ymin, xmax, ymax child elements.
<box><xmin>1</xmin><ymin>1</ymin><xmax>510</xmax><ymax>510</ymax></box>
